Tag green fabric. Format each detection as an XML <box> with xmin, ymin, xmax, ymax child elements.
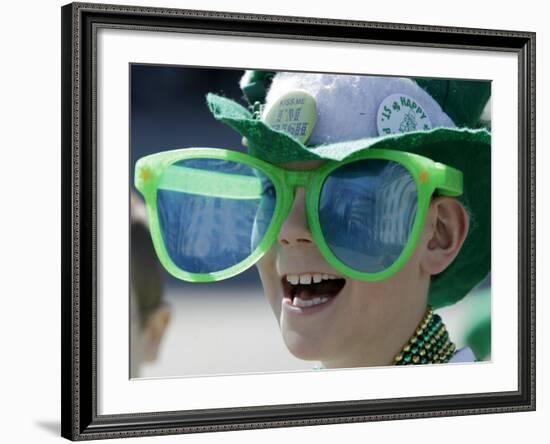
<box><xmin>207</xmin><ymin>93</ymin><xmax>320</xmax><ymax>163</ymax></box>
<box><xmin>466</xmin><ymin>316</ymin><xmax>491</xmax><ymax>360</ymax></box>
<box><xmin>415</xmin><ymin>79</ymin><xmax>491</xmax><ymax>129</ymax></box>
<box><xmin>463</xmin><ymin>288</ymin><xmax>492</xmax><ymax>360</ymax></box>
<box><xmin>206</xmin><ymin>93</ymin><xmax>491</xmax><ymax>309</ymax></box>
<box><xmin>241</xmin><ymin>70</ymin><xmax>276</xmax><ymax>105</ymax></box>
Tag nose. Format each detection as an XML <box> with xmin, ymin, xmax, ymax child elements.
<box><xmin>278</xmin><ymin>187</ymin><xmax>314</xmax><ymax>246</ymax></box>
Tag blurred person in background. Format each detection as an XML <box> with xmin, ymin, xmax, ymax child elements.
<box><xmin>130</xmin><ymin>191</ymin><xmax>171</xmax><ymax>377</ymax></box>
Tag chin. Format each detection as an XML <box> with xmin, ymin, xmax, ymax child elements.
<box><xmin>280</xmin><ymin>326</ymin><xmax>333</xmax><ymax>362</ymax></box>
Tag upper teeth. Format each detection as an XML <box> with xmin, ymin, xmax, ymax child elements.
<box><xmin>286</xmin><ymin>273</ymin><xmax>340</xmax><ymax>285</ymax></box>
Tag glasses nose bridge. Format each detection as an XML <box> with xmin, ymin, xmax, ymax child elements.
<box><xmin>285</xmin><ymin>170</ymin><xmax>314</xmax><ymax>190</ymax></box>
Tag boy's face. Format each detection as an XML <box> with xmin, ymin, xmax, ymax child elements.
<box><xmin>255</xmin><ymin>160</ymin><xmax>434</xmax><ymax>368</ymax></box>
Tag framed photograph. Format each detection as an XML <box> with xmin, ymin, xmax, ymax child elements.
<box><xmin>61</xmin><ymin>2</ymin><xmax>535</xmax><ymax>440</ymax></box>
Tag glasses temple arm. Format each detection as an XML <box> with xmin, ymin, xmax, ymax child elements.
<box><xmin>434</xmin><ymin>163</ymin><xmax>463</xmax><ymax>197</ymax></box>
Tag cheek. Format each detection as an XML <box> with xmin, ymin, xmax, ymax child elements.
<box><xmin>347</xmin><ymin>274</ymin><xmax>411</xmax><ymax>319</ymax></box>
<box><xmin>255</xmin><ymin>248</ymin><xmax>281</xmax><ymax>318</ymax></box>
<box><xmin>346</xmin><ymin>258</ymin><xmax>423</xmax><ymax>321</ymax></box>
<box><xmin>347</xmin><ymin>281</ymin><xmax>388</xmax><ymax>318</ymax></box>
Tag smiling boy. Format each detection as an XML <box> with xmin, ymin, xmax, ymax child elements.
<box><xmin>254</xmin><ymin>159</ymin><xmax>469</xmax><ymax>368</ymax></box>
<box><xmin>135</xmin><ymin>70</ymin><xmax>490</xmax><ymax>369</ymax></box>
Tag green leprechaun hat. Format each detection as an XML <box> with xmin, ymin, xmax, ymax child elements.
<box><xmin>206</xmin><ymin>71</ymin><xmax>491</xmax><ymax>310</ymax></box>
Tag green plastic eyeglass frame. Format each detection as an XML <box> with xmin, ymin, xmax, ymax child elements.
<box><xmin>135</xmin><ymin>148</ymin><xmax>462</xmax><ymax>283</ymax></box>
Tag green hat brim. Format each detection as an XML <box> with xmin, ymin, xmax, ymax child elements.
<box><xmin>207</xmin><ymin>93</ymin><xmax>490</xmax><ymax>309</ymax></box>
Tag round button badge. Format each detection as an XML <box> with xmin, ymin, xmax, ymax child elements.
<box><xmin>263</xmin><ymin>90</ymin><xmax>317</xmax><ymax>145</ymax></box>
<box><xmin>377</xmin><ymin>93</ymin><xmax>432</xmax><ymax>136</ymax></box>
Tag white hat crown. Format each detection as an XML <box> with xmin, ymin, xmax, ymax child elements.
<box><xmin>263</xmin><ymin>73</ymin><xmax>456</xmax><ymax>146</ymax></box>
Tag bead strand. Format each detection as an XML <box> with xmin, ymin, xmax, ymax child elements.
<box><xmin>394</xmin><ymin>306</ymin><xmax>456</xmax><ymax>366</ymax></box>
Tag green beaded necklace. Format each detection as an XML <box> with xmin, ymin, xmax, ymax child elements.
<box><xmin>393</xmin><ymin>306</ymin><xmax>456</xmax><ymax>365</ymax></box>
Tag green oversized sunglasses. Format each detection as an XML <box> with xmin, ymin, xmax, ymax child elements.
<box><xmin>134</xmin><ymin>148</ymin><xmax>462</xmax><ymax>283</ymax></box>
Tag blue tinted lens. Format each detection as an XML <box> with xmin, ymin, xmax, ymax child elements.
<box><xmin>319</xmin><ymin>159</ymin><xmax>418</xmax><ymax>273</ymax></box>
<box><xmin>157</xmin><ymin>158</ymin><xmax>276</xmax><ymax>274</ymax></box>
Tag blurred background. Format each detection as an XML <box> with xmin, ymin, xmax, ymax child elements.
<box><xmin>129</xmin><ymin>64</ymin><xmax>491</xmax><ymax>379</ymax></box>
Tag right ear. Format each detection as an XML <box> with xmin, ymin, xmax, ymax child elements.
<box><xmin>419</xmin><ymin>196</ymin><xmax>470</xmax><ymax>276</ymax></box>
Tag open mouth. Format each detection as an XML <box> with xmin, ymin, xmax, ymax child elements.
<box><xmin>282</xmin><ymin>273</ymin><xmax>346</xmax><ymax>309</ymax></box>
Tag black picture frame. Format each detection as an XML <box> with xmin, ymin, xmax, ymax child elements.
<box><xmin>61</xmin><ymin>2</ymin><xmax>536</xmax><ymax>440</ymax></box>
